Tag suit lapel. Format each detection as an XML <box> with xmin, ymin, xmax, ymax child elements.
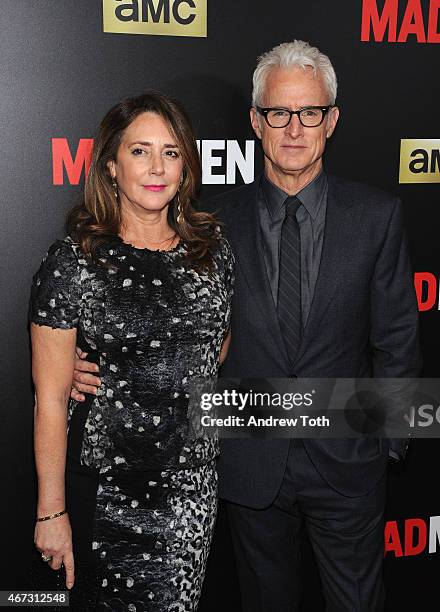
<box><xmin>293</xmin><ymin>175</ymin><xmax>361</xmax><ymax>366</ymax></box>
<box><xmin>225</xmin><ymin>180</ymin><xmax>290</xmax><ymax>370</ymax></box>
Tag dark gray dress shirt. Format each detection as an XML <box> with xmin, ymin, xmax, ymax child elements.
<box><xmin>258</xmin><ymin>171</ymin><xmax>328</xmax><ymax>326</ymax></box>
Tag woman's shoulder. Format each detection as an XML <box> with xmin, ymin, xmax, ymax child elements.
<box><xmin>41</xmin><ymin>236</ymin><xmax>89</xmax><ymax>267</ymax></box>
<box><xmin>34</xmin><ymin>236</ymin><xmax>88</xmax><ymax>285</ymax></box>
<box><xmin>45</xmin><ymin>235</ymin><xmax>82</xmax><ymax>257</ymax></box>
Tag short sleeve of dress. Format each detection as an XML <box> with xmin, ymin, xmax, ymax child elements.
<box><xmin>29</xmin><ymin>238</ymin><xmax>82</xmax><ymax>329</ymax></box>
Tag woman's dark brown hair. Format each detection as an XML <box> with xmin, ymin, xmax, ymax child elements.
<box><xmin>67</xmin><ymin>91</ymin><xmax>219</xmax><ymax>269</ymax></box>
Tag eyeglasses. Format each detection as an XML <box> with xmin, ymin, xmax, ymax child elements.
<box><xmin>257</xmin><ymin>105</ymin><xmax>334</xmax><ymax>128</ymax></box>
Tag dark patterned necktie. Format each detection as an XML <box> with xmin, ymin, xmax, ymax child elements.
<box><xmin>277</xmin><ymin>196</ymin><xmax>302</xmax><ymax>362</ymax></box>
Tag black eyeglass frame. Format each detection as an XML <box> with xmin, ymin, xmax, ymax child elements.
<box><xmin>256</xmin><ymin>105</ymin><xmax>335</xmax><ymax>128</ymax></box>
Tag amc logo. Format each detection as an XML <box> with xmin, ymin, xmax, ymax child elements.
<box><xmin>399</xmin><ymin>140</ymin><xmax>440</xmax><ymax>183</ymax></box>
<box><xmin>361</xmin><ymin>0</ymin><xmax>440</xmax><ymax>43</ymax></box>
<box><xmin>103</xmin><ymin>0</ymin><xmax>207</xmax><ymax>37</ymax></box>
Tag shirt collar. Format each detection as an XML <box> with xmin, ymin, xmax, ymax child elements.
<box><xmin>261</xmin><ymin>170</ymin><xmax>327</xmax><ymax>221</ymax></box>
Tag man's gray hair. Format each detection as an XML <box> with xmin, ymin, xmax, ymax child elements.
<box><xmin>252</xmin><ymin>40</ymin><xmax>338</xmax><ymax>107</ymax></box>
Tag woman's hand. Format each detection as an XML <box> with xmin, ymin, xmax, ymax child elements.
<box><xmin>34</xmin><ymin>513</ymin><xmax>75</xmax><ymax>590</ymax></box>
<box><xmin>71</xmin><ymin>347</ymin><xmax>101</xmax><ymax>402</ymax></box>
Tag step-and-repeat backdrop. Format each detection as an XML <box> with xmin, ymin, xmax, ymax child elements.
<box><xmin>1</xmin><ymin>1</ymin><xmax>438</xmax><ymax>609</ymax></box>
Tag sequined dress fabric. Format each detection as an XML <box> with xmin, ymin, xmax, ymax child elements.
<box><xmin>29</xmin><ymin>235</ymin><xmax>234</xmax><ymax>611</ymax></box>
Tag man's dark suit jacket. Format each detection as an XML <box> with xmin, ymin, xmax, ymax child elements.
<box><xmin>203</xmin><ymin>174</ymin><xmax>421</xmax><ymax>509</ymax></box>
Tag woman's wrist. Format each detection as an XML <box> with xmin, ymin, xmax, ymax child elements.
<box><xmin>37</xmin><ymin>496</ymin><xmax>66</xmax><ymax>517</ymax></box>
<box><xmin>36</xmin><ymin>509</ymin><xmax>67</xmax><ymax>522</ymax></box>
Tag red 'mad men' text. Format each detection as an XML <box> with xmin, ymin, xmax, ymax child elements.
<box><xmin>361</xmin><ymin>0</ymin><xmax>440</xmax><ymax>42</ymax></box>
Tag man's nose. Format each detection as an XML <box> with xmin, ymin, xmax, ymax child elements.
<box><xmin>284</xmin><ymin>113</ymin><xmax>304</xmax><ymax>138</ymax></box>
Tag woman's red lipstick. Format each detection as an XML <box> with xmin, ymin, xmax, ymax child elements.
<box><xmin>143</xmin><ymin>185</ymin><xmax>166</xmax><ymax>192</ymax></box>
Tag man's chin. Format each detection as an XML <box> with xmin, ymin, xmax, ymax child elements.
<box><xmin>277</xmin><ymin>162</ymin><xmax>311</xmax><ymax>174</ymax></box>
<box><xmin>275</xmin><ymin>153</ymin><xmax>310</xmax><ymax>169</ymax></box>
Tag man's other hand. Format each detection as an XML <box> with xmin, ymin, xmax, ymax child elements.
<box><xmin>70</xmin><ymin>347</ymin><xmax>101</xmax><ymax>401</ymax></box>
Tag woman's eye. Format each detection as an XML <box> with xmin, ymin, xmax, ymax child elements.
<box><xmin>165</xmin><ymin>150</ymin><xmax>180</xmax><ymax>158</ymax></box>
<box><xmin>132</xmin><ymin>148</ymin><xmax>145</xmax><ymax>156</ymax></box>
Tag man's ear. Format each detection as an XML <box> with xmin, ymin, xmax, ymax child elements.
<box><xmin>326</xmin><ymin>106</ymin><xmax>339</xmax><ymax>139</ymax></box>
<box><xmin>250</xmin><ymin>107</ymin><xmax>262</xmax><ymax>140</ymax></box>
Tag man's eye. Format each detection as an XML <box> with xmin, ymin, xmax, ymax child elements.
<box><xmin>272</xmin><ymin>110</ymin><xmax>289</xmax><ymax>117</ymax></box>
<box><xmin>302</xmin><ymin>109</ymin><xmax>319</xmax><ymax>117</ymax></box>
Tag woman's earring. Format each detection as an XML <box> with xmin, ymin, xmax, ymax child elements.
<box><xmin>176</xmin><ymin>196</ymin><xmax>184</xmax><ymax>224</ymax></box>
<box><xmin>112</xmin><ymin>178</ymin><xmax>118</xmax><ymax>199</ymax></box>
<box><xmin>176</xmin><ymin>175</ymin><xmax>184</xmax><ymax>222</ymax></box>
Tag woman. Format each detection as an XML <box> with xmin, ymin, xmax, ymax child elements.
<box><xmin>30</xmin><ymin>91</ymin><xmax>233</xmax><ymax>611</ymax></box>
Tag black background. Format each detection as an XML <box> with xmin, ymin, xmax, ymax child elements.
<box><xmin>1</xmin><ymin>1</ymin><xmax>439</xmax><ymax>609</ymax></box>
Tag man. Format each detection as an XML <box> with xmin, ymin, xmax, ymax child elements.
<box><xmin>72</xmin><ymin>41</ymin><xmax>421</xmax><ymax>611</ymax></box>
